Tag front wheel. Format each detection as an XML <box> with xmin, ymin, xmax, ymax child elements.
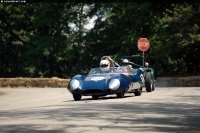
<box><xmin>145</xmin><ymin>72</ymin><xmax>153</xmax><ymax>92</ymax></box>
<box><xmin>134</xmin><ymin>87</ymin><xmax>142</xmax><ymax>96</ymax></box>
<box><xmin>116</xmin><ymin>90</ymin><xmax>125</xmax><ymax>98</ymax></box>
<box><xmin>73</xmin><ymin>94</ymin><xmax>82</xmax><ymax>101</ymax></box>
<box><xmin>152</xmin><ymin>82</ymin><xmax>155</xmax><ymax>91</ymax></box>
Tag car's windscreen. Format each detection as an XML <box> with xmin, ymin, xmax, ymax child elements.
<box><xmin>88</xmin><ymin>67</ymin><xmax>130</xmax><ymax>76</ymax></box>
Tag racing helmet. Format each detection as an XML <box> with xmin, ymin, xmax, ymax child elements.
<box><xmin>100</xmin><ymin>59</ymin><xmax>110</xmax><ymax>71</ymax></box>
<box><xmin>122</xmin><ymin>58</ymin><xmax>129</xmax><ymax>66</ymax></box>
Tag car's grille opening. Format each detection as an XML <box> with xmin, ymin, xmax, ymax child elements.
<box><xmin>85</xmin><ymin>89</ymin><xmax>104</xmax><ymax>94</ymax></box>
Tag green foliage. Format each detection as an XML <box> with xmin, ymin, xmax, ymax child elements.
<box><xmin>0</xmin><ymin>2</ymin><xmax>199</xmax><ymax>78</ymax></box>
<box><xmin>150</xmin><ymin>3</ymin><xmax>200</xmax><ymax>76</ymax></box>
<box><xmin>0</xmin><ymin>4</ymin><xmax>30</xmax><ymax>77</ymax></box>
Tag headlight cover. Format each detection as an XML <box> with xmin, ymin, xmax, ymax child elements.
<box><xmin>69</xmin><ymin>79</ymin><xmax>80</xmax><ymax>90</ymax></box>
<box><xmin>109</xmin><ymin>79</ymin><xmax>120</xmax><ymax>90</ymax></box>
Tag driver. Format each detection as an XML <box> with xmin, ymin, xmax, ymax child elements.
<box><xmin>122</xmin><ymin>58</ymin><xmax>133</xmax><ymax>72</ymax></box>
<box><xmin>122</xmin><ymin>58</ymin><xmax>129</xmax><ymax>66</ymax></box>
<box><xmin>100</xmin><ymin>59</ymin><xmax>110</xmax><ymax>72</ymax></box>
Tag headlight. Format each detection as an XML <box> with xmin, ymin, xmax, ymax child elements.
<box><xmin>109</xmin><ymin>79</ymin><xmax>120</xmax><ymax>90</ymax></box>
<box><xmin>69</xmin><ymin>79</ymin><xmax>80</xmax><ymax>90</ymax></box>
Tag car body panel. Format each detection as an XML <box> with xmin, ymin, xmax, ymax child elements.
<box><xmin>67</xmin><ymin>67</ymin><xmax>144</xmax><ymax>98</ymax></box>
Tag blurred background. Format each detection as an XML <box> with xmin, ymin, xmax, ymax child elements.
<box><xmin>0</xmin><ymin>1</ymin><xmax>199</xmax><ymax>78</ymax></box>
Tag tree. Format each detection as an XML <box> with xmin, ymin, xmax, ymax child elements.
<box><xmin>0</xmin><ymin>2</ymin><xmax>199</xmax><ymax>78</ymax></box>
<box><xmin>23</xmin><ymin>3</ymin><xmax>73</xmax><ymax>77</ymax></box>
<box><xmin>84</xmin><ymin>2</ymin><xmax>166</xmax><ymax>67</ymax></box>
<box><xmin>0</xmin><ymin>4</ymin><xmax>31</xmax><ymax>77</ymax></box>
<box><xmin>151</xmin><ymin>2</ymin><xmax>200</xmax><ymax>76</ymax></box>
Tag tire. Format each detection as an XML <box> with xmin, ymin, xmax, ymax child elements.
<box><xmin>145</xmin><ymin>72</ymin><xmax>153</xmax><ymax>92</ymax></box>
<box><xmin>73</xmin><ymin>94</ymin><xmax>82</xmax><ymax>101</ymax></box>
<box><xmin>92</xmin><ymin>95</ymin><xmax>99</xmax><ymax>99</ymax></box>
<box><xmin>152</xmin><ymin>82</ymin><xmax>155</xmax><ymax>91</ymax></box>
<box><xmin>134</xmin><ymin>87</ymin><xmax>142</xmax><ymax>96</ymax></box>
<box><xmin>116</xmin><ymin>90</ymin><xmax>125</xmax><ymax>98</ymax></box>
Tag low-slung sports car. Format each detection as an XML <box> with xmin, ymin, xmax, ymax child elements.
<box><xmin>67</xmin><ymin>66</ymin><xmax>144</xmax><ymax>101</ymax></box>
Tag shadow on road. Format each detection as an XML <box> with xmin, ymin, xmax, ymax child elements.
<box><xmin>0</xmin><ymin>94</ymin><xmax>199</xmax><ymax>133</ymax></box>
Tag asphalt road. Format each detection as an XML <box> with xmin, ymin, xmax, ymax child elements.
<box><xmin>0</xmin><ymin>87</ymin><xmax>200</xmax><ymax>133</ymax></box>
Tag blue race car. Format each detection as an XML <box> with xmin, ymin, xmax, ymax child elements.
<box><xmin>67</xmin><ymin>66</ymin><xmax>144</xmax><ymax>101</ymax></box>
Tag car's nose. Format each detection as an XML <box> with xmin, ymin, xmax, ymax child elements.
<box><xmin>81</xmin><ymin>79</ymin><xmax>109</xmax><ymax>90</ymax></box>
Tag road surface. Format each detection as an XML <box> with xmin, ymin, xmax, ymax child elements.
<box><xmin>0</xmin><ymin>87</ymin><xmax>200</xmax><ymax>133</ymax></box>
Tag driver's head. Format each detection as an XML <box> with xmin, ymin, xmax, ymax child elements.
<box><xmin>100</xmin><ymin>59</ymin><xmax>110</xmax><ymax>71</ymax></box>
<box><xmin>122</xmin><ymin>59</ymin><xmax>129</xmax><ymax>66</ymax></box>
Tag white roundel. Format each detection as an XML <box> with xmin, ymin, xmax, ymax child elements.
<box><xmin>140</xmin><ymin>74</ymin><xmax>145</xmax><ymax>83</ymax></box>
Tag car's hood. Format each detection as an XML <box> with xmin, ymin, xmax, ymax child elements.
<box><xmin>81</xmin><ymin>75</ymin><xmax>112</xmax><ymax>90</ymax></box>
